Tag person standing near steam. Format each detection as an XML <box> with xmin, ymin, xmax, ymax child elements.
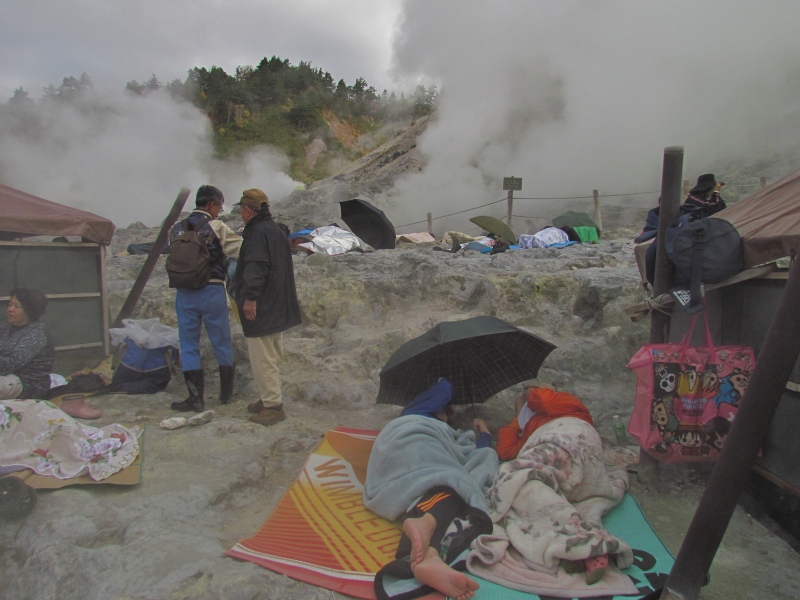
<box><xmin>170</xmin><ymin>185</ymin><xmax>242</xmax><ymax>412</ymax></box>
<box><xmin>232</xmin><ymin>189</ymin><xmax>301</xmax><ymax>427</ymax></box>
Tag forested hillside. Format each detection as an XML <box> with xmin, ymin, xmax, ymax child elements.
<box><xmin>5</xmin><ymin>56</ymin><xmax>437</xmax><ymax>183</ymax></box>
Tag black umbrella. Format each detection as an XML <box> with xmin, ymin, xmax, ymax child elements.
<box><xmin>377</xmin><ymin>316</ymin><xmax>556</xmax><ymax>406</ymax></box>
<box><xmin>339</xmin><ymin>197</ymin><xmax>396</xmax><ymax>249</ymax></box>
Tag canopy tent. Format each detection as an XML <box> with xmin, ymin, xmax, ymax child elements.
<box><xmin>0</xmin><ymin>184</ymin><xmax>115</xmax><ymax>244</ymax></box>
<box><xmin>0</xmin><ymin>183</ymin><xmax>114</xmax><ymax>372</ymax></box>
<box><xmin>715</xmin><ymin>167</ymin><xmax>800</xmax><ymax>268</ymax></box>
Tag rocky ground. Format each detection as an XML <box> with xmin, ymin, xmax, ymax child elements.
<box><xmin>2</xmin><ymin>226</ymin><xmax>799</xmax><ymax>599</ymax></box>
<box><xmin>2</xmin><ymin>119</ymin><xmax>799</xmax><ymax>598</ymax></box>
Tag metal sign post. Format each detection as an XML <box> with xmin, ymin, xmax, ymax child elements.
<box><xmin>503</xmin><ymin>177</ymin><xmax>522</xmax><ymax>227</ymax></box>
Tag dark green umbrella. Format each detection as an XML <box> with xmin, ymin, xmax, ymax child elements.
<box><xmin>469</xmin><ymin>215</ymin><xmax>517</xmax><ymax>245</ymax></box>
<box><xmin>377</xmin><ymin>316</ymin><xmax>556</xmax><ymax>406</ymax></box>
<box><xmin>551</xmin><ymin>210</ymin><xmax>600</xmax><ymax>233</ymax></box>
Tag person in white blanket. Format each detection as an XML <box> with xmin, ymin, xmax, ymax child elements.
<box><xmin>466</xmin><ymin>387</ymin><xmax>638</xmax><ymax>597</ymax></box>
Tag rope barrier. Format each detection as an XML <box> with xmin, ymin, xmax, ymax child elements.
<box><xmin>394</xmin><ymin>182</ymin><xmax>768</xmax><ymax>230</ymax></box>
<box><xmin>395</xmin><ymin>197</ymin><xmax>506</xmax><ymax>228</ymax></box>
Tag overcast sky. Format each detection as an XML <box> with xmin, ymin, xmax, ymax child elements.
<box><xmin>1</xmin><ymin>0</ymin><xmax>799</xmax><ymax>230</ymax></box>
<box><xmin>0</xmin><ymin>0</ymin><xmax>403</xmax><ymax>99</ymax></box>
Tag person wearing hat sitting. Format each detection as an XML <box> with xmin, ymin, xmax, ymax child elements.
<box><xmin>682</xmin><ymin>173</ymin><xmax>727</xmax><ymax>218</ymax></box>
<box><xmin>1</xmin><ymin>289</ymin><xmax>55</xmax><ymax>401</ymax></box>
<box><xmin>232</xmin><ymin>189</ymin><xmax>301</xmax><ymax>427</ymax></box>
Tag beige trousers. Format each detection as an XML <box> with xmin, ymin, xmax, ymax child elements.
<box><xmin>0</xmin><ymin>374</ymin><xmax>24</xmax><ymax>400</ymax></box>
<box><xmin>245</xmin><ymin>332</ymin><xmax>283</xmax><ymax>408</ymax></box>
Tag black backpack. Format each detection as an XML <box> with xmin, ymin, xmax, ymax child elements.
<box><xmin>646</xmin><ymin>209</ymin><xmax>743</xmax><ymax>307</ymax></box>
<box><xmin>166</xmin><ymin>217</ymin><xmax>211</xmax><ymax>289</ymax></box>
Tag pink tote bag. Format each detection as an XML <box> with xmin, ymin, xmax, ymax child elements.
<box><xmin>626</xmin><ymin>309</ymin><xmax>755</xmax><ymax>463</ymax></box>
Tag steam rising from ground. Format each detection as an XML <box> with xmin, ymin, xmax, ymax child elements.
<box><xmin>2</xmin><ymin>1</ymin><xmax>798</xmax><ymax>236</ymax></box>
<box><xmin>387</xmin><ymin>0</ymin><xmax>800</xmax><ymax>233</ymax></box>
<box><xmin>0</xmin><ymin>91</ymin><xmax>299</xmax><ymax>228</ymax></box>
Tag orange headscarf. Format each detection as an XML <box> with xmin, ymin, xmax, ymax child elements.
<box><xmin>496</xmin><ymin>387</ymin><xmax>594</xmax><ymax>461</ymax></box>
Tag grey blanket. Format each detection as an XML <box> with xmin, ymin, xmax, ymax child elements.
<box><xmin>363</xmin><ymin>415</ymin><xmax>499</xmax><ymax>521</ymax></box>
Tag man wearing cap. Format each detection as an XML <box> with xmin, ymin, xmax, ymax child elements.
<box><xmin>682</xmin><ymin>173</ymin><xmax>727</xmax><ymax>217</ymax></box>
<box><xmin>232</xmin><ymin>188</ymin><xmax>301</xmax><ymax>426</ymax></box>
<box><xmin>170</xmin><ymin>185</ymin><xmax>242</xmax><ymax>413</ymax></box>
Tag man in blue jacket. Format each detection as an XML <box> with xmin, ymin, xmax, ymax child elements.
<box><xmin>170</xmin><ymin>185</ymin><xmax>242</xmax><ymax>412</ymax></box>
<box><xmin>232</xmin><ymin>188</ymin><xmax>301</xmax><ymax>426</ymax></box>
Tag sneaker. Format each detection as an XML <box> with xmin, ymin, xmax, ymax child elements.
<box><xmin>247</xmin><ymin>400</ymin><xmax>264</xmax><ymax>414</ymax></box>
<box><xmin>249</xmin><ymin>405</ymin><xmax>286</xmax><ymax>426</ymax></box>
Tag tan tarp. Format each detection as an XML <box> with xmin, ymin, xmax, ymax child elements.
<box><xmin>716</xmin><ymin>168</ymin><xmax>800</xmax><ymax>268</ymax></box>
<box><xmin>0</xmin><ymin>183</ymin><xmax>115</xmax><ymax>244</ymax></box>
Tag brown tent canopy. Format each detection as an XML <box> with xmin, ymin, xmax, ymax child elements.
<box><xmin>0</xmin><ymin>183</ymin><xmax>115</xmax><ymax>244</ymax></box>
<box><xmin>716</xmin><ymin>168</ymin><xmax>800</xmax><ymax>268</ymax></box>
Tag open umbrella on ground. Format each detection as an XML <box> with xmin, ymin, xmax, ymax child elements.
<box><xmin>377</xmin><ymin>316</ymin><xmax>556</xmax><ymax>407</ymax></box>
<box><xmin>339</xmin><ymin>197</ymin><xmax>396</xmax><ymax>249</ymax></box>
<box><xmin>469</xmin><ymin>215</ymin><xmax>517</xmax><ymax>245</ymax></box>
<box><xmin>552</xmin><ymin>210</ymin><xmax>600</xmax><ymax>233</ymax></box>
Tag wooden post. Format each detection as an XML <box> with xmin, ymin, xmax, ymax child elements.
<box><xmin>592</xmin><ymin>189</ymin><xmax>603</xmax><ymax>232</ymax></box>
<box><xmin>507</xmin><ymin>190</ymin><xmax>514</xmax><ymax>228</ymax></box>
<box><xmin>682</xmin><ymin>179</ymin><xmax>691</xmax><ymax>200</ymax></box>
<box><xmin>656</xmin><ymin>258</ymin><xmax>800</xmax><ymax>600</ymax></box>
<box><xmin>112</xmin><ymin>187</ymin><xmax>191</xmax><ymax>328</ymax></box>
<box><xmin>760</xmin><ymin>176</ymin><xmax>767</xmax><ymax>188</ymax></box>
<box><xmin>427</xmin><ymin>212</ymin><xmax>433</xmax><ymax>236</ymax></box>
<box><xmin>639</xmin><ymin>146</ymin><xmax>684</xmax><ymax>483</ymax></box>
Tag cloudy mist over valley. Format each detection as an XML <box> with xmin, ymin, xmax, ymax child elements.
<box><xmin>1</xmin><ymin>0</ymin><xmax>799</xmax><ymax>228</ymax></box>
<box><xmin>386</xmin><ymin>0</ymin><xmax>800</xmax><ymax>228</ymax></box>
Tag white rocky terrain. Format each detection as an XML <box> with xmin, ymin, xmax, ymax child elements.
<box><xmin>1</xmin><ymin>120</ymin><xmax>798</xmax><ymax>599</ymax></box>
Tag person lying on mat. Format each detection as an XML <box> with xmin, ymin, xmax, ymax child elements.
<box><xmin>363</xmin><ymin>378</ymin><xmax>499</xmax><ymax>600</ymax></box>
<box><xmin>466</xmin><ymin>387</ymin><xmax>635</xmax><ymax>593</ymax></box>
<box><xmin>0</xmin><ymin>289</ymin><xmax>54</xmax><ymax>401</ymax></box>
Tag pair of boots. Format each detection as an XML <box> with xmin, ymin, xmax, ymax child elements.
<box><xmin>171</xmin><ymin>366</ymin><xmax>235</xmax><ymax>412</ymax></box>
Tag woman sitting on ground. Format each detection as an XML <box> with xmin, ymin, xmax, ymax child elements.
<box><xmin>466</xmin><ymin>387</ymin><xmax>637</xmax><ymax>596</ymax></box>
<box><xmin>0</xmin><ymin>289</ymin><xmax>55</xmax><ymax>400</ymax></box>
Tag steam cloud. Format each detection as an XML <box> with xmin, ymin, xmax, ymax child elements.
<box><xmin>0</xmin><ymin>90</ymin><xmax>299</xmax><ymax>227</ymax></box>
<box><xmin>386</xmin><ymin>0</ymin><xmax>800</xmax><ymax>233</ymax></box>
<box><xmin>2</xmin><ymin>0</ymin><xmax>799</xmax><ymax>237</ymax></box>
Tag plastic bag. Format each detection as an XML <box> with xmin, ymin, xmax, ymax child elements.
<box><xmin>109</xmin><ymin>318</ymin><xmax>179</xmax><ymax>350</ymax></box>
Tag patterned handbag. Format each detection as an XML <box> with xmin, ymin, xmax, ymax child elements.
<box><xmin>626</xmin><ymin>308</ymin><xmax>755</xmax><ymax>463</ymax></box>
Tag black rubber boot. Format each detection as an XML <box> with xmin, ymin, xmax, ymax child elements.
<box><xmin>171</xmin><ymin>369</ymin><xmax>205</xmax><ymax>412</ymax></box>
<box><xmin>219</xmin><ymin>365</ymin><xmax>235</xmax><ymax>405</ymax></box>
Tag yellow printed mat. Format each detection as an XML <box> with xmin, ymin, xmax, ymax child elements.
<box><xmin>227</xmin><ymin>427</ymin><xmax>403</xmax><ymax>599</ymax></box>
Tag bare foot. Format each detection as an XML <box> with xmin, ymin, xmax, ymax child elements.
<box><xmin>413</xmin><ymin>547</ymin><xmax>479</xmax><ymax>600</ymax></box>
<box><xmin>403</xmin><ymin>512</ymin><xmax>436</xmax><ymax>568</ymax></box>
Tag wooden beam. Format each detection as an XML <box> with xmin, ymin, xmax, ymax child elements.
<box><xmin>625</xmin><ymin>264</ymin><xmax>778</xmax><ymax>322</ymax></box>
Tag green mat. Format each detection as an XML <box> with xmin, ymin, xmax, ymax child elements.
<box><xmin>470</xmin><ymin>493</ymin><xmax>674</xmax><ymax>599</ymax></box>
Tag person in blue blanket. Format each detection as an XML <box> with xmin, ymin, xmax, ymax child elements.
<box><xmin>363</xmin><ymin>378</ymin><xmax>499</xmax><ymax>600</ymax></box>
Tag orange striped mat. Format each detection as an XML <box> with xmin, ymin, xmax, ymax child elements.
<box><xmin>226</xmin><ymin>427</ymin><xmax>405</xmax><ymax>599</ymax></box>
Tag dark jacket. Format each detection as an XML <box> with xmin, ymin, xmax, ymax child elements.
<box><xmin>634</xmin><ymin>206</ymin><xmax>660</xmax><ymax>244</ymax></box>
<box><xmin>0</xmin><ymin>321</ymin><xmax>55</xmax><ymax>398</ymax></box>
<box><xmin>682</xmin><ymin>192</ymin><xmax>727</xmax><ymax>218</ymax></box>
<box><xmin>233</xmin><ymin>208</ymin><xmax>301</xmax><ymax>337</ymax></box>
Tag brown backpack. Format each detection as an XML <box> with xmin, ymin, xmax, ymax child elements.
<box><xmin>166</xmin><ymin>217</ymin><xmax>211</xmax><ymax>289</ymax></box>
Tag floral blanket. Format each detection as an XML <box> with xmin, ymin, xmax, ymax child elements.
<box><xmin>467</xmin><ymin>417</ymin><xmax>638</xmax><ymax>598</ymax></box>
<box><xmin>0</xmin><ymin>400</ymin><xmax>140</xmax><ymax>481</ymax></box>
